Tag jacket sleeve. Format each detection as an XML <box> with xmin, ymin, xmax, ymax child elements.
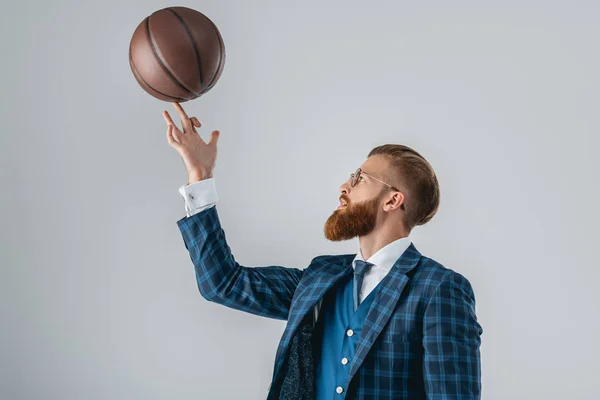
<box><xmin>176</xmin><ymin>205</ymin><xmax>304</xmax><ymax>320</ymax></box>
<box><xmin>423</xmin><ymin>270</ymin><xmax>483</xmax><ymax>399</ymax></box>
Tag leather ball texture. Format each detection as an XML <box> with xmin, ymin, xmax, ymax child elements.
<box><xmin>129</xmin><ymin>6</ymin><xmax>226</xmax><ymax>102</ymax></box>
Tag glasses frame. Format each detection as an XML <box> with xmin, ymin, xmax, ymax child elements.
<box><xmin>350</xmin><ymin>168</ymin><xmax>399</xmax><ymax>190</ymax></box>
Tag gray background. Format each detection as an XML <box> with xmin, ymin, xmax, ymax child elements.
<box><xmin>1</xmin><ymin>0</ymin><xmax>599</xmax><ymax>399</ymax></box>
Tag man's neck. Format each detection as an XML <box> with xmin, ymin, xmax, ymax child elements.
<box><xmin>358</xmin><ymin>228</ymin><xmax>409</xmax><ymax>261</ymax></box>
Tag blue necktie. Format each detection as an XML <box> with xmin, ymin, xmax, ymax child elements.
<box><xmin>353</xmin><ymin>260</ymin><xmax>374</xmax><ymax>311</ymax></box>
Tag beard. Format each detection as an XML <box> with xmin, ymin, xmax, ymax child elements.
<box><xmin>324</xmin><ymin>188</ymin><xmax>387</xmax><ymax>241</ymax></box>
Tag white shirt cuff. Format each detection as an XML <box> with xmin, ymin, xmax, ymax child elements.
<box><xmin>178</xmin><ymin>178</ymin><xmax>219</xmax><ymax>213</ymax></box>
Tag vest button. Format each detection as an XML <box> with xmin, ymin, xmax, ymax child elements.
<box><xmin>341</xmin><ymin>357</ymin><xmax>349</xmax><ymax>365</ymax></box>
<box><xmin>336</xmin><ymin>386</ymin><xmax>344</xmax><ymax>394</ymax></box>
<box><xmin>346</xmin><ymin>329</ymin><xmax>354</xmax><ymax>337</ymax></box>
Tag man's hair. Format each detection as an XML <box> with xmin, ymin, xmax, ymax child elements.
<box><xmin>368</xmin><ymin>144</ymin><xmax>440</xmax><ymax>231</ymax></box>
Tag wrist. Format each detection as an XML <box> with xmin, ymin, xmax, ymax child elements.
<box><xmin>188</xmin><ymin>170</ymin><xmax>212</xmax><ymax>184</ymax></box>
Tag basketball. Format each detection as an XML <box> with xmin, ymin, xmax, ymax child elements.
<box><xmin>128</xmin><ymin>7</ymin><xmax>226</xmax><ymax>102</ymax></box>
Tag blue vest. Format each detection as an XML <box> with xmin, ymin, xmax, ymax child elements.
<box><xmin>313</xmin><ymin>272</ymin><xmax>383</xmax><ymax>399</ymax></box>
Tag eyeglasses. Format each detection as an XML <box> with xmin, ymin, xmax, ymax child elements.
<box><xmin>350</xmin><ymin>168</ymin><xmax>400</xmax><ymax>191</ymax></box>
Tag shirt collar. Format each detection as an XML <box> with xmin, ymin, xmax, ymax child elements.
<box><xmin>352</xmin><ymin>235</ymin><xmax>413</xmax><ymax>273</ymax></box>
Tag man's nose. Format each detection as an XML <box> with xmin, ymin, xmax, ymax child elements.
<box><xmin>339</xmin><ymin>181</ymin><xmax>350</xmax><ymax>195</ymax></box>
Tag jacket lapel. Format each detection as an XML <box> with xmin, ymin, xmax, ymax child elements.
<box><xmin>347</xmin><ymin>243</ymin><xmax>422</xmax><ymax>383</ymax></box>
<box><xmin>271</xmin><ymin>255</ymin><xmax>355</xmax><ymax>383</ymax></box>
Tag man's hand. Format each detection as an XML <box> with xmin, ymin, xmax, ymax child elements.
<box><xmin>163</xmin><ymin>102</ymin><xmax>220</xmax><ymax>182</ymax></box>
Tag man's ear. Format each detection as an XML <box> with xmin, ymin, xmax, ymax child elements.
<box><xmin>385</xmin><ymin>192</ymin><xmax>404</xmax><ymax>211</ymax></box>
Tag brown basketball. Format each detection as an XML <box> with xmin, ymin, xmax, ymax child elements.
<box><xmin>128</xmin><ymin>7</ymin><xmax>225</xmax><ymax>102</ymax></box>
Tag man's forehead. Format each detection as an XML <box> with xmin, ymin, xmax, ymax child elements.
<box><xmin>361</xmin><ymin>155</ymin><xmax>387</xmax><ymax>173</ymax></box>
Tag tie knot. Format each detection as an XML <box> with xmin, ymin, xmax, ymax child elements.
<box><xmin>354</xmin><ymin>260</ymin><xmax>374</xmax><ymax>278</ymax></box>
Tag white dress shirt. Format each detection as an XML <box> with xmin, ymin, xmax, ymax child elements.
<box><xmin>178</xmin><ymin>178</ymin><xmax>412</xmax><ymax>305</ymax></box>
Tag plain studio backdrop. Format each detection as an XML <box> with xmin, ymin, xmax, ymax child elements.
<box><xmin>1</xmin><ymin>0</ymin><xmax>598</xmax><ymax>399</ymax></box>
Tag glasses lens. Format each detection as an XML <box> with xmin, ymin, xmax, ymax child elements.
<box><xmin>351</xmin><ymin>169</ymin><xmax>360</xmax><ymax>187</ymax></box>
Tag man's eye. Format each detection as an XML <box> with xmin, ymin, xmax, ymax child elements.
<box><xmin>360</xmin><ymin>177</ymin><xmax>365</xmax><ymax>182</ymax></box>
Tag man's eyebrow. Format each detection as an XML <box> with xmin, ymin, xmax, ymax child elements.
<box><xmin>361</xmin><ymin>171</ymin><xmax>375</xmax><ymax>180</ymax></box>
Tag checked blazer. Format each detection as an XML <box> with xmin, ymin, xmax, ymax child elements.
<box><xmin>177</xmin><ymin>205</ymin><xmax>483</xmax><ymax>399</ymax></box>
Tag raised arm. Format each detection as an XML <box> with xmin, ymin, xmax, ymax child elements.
<box><xmin>177</xmin><ymin>206</ymin><xmax>303</xmax><ymax>320</ymax></box>
<box><xmin>165</xmin><ymin>102</ymin><xmax>303</xmax><ymax>320</ymax></box>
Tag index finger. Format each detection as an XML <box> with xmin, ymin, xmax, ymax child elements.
<box><xmin>172</xmin><ymin>102</ymin><xmax>193</xmax><ymax>133</ymax></box>
<box><xmin>163</xmin><ymin>111</ymin><xmax>176</xmax><ymax>127</ymax></box>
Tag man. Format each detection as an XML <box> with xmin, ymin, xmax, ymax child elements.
<box><xmin>164</xmin><ymin>102</ymin><xmax>483</xmax><ymax>399</ymax></box>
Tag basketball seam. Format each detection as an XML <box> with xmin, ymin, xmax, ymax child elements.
<box><xmin>166</xmin><ymin>8</ymin><xmax>204</xmax><ymax>89</ymax></box>
<box><xmin>145</xmin><ymin>15</ymin><xmax>199</xmax><ymax>98</ymax></box>
<box><xmin>203</xmin><ymin>20</ymin><xmax>225</xmax><ymax>93</ymax></box>
<box><xmin>129</xmin><ymin>46</ymin><xmax>188</xmax><ymax>102</ymax></box>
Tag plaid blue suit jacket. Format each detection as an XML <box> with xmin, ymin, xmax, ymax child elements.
<box><xmin>177</xmin><ymin>206</ymin><xmax>483</xmax><ymax>399</ymax></box>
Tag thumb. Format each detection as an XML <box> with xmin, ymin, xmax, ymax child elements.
<box><xmin>209</xmin><ymin>130</ymin><xmax>220</xmax><ymax>145</ymax></box>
